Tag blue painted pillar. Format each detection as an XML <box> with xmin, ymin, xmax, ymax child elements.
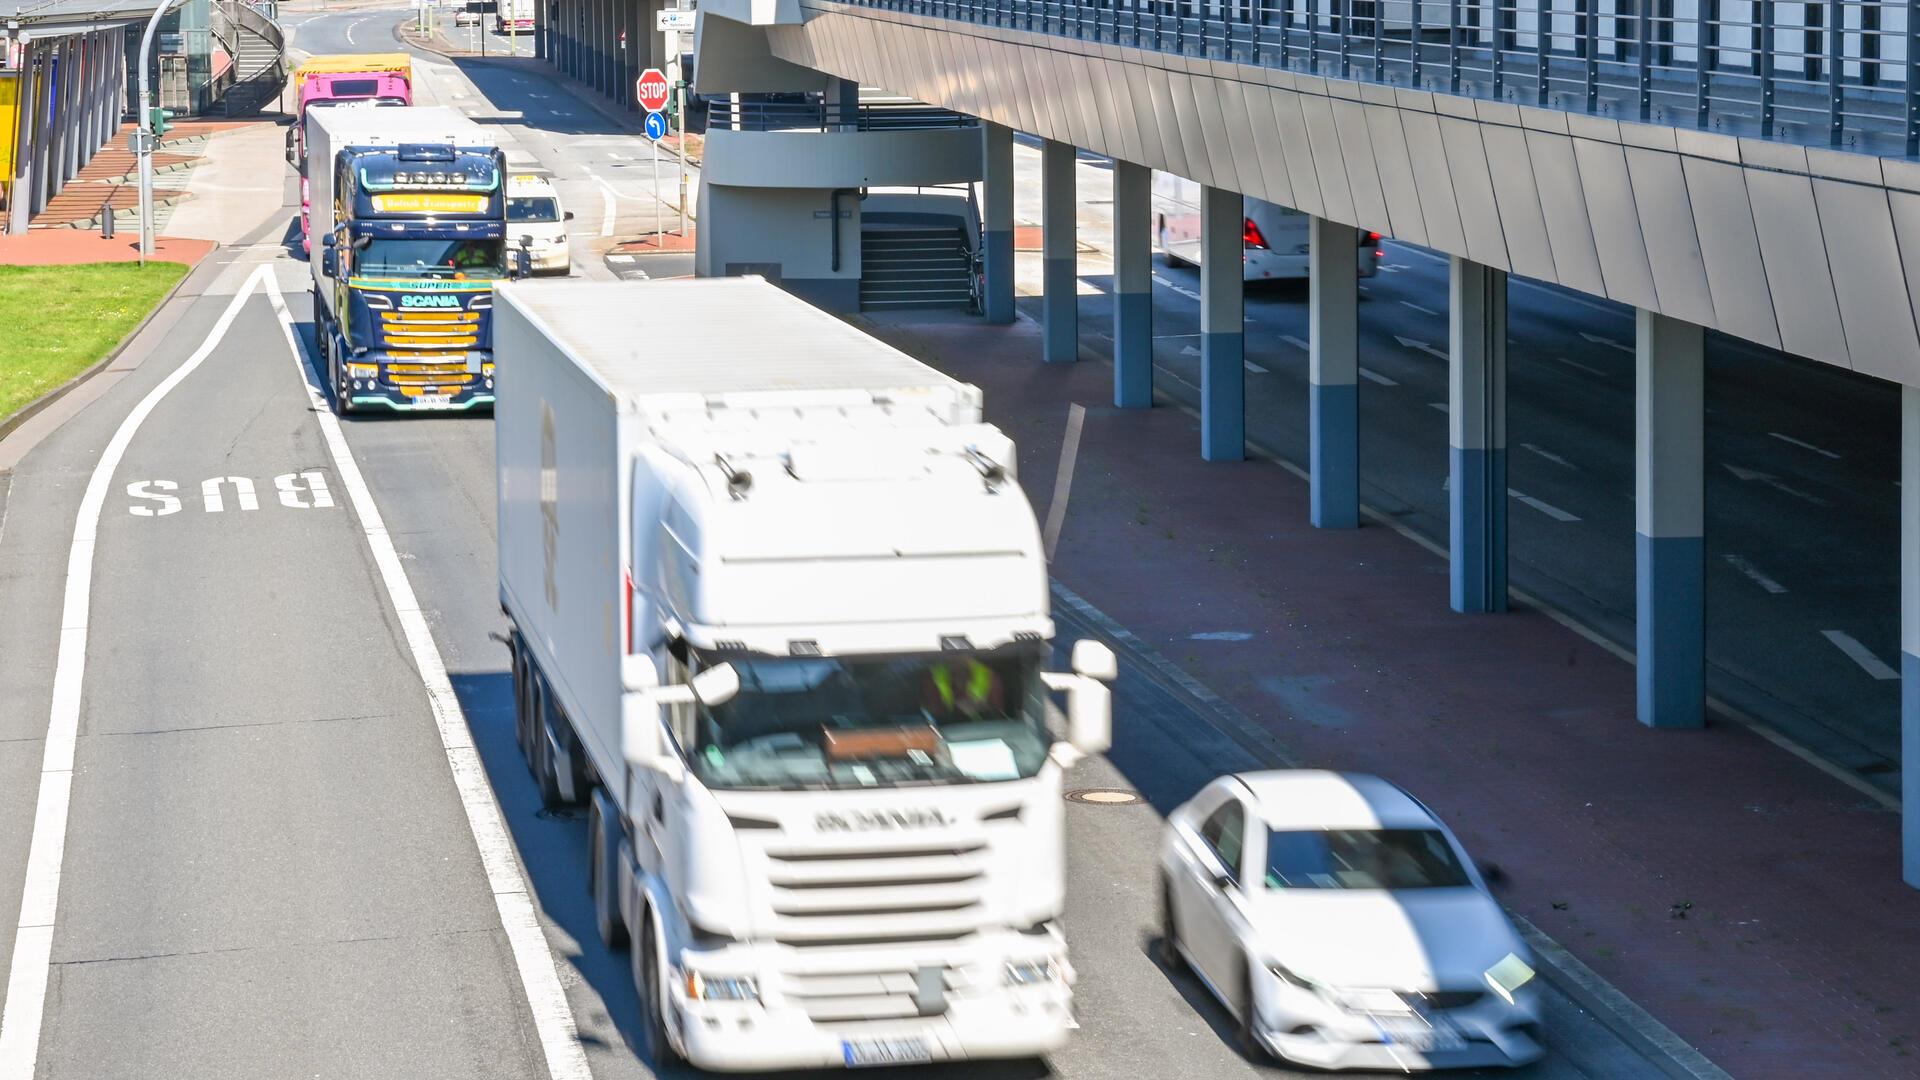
<box><xmin>1449</xmin><ymin>257</ymin><xmax>1507</xmax><ymax>613</ymax></box>
<box><xmin>1200</xmin><ymin>185</ymin><xmax>1245</xmax><ymax>461</ymax></box>
<box><xmin>1901</xmin><ymin>388</ymin><xmax>1920</xmax><ymax>887</ymax></box>
<box><xmin>1042</xmin><ymin>140</ymin><xmax>1078</xmax><ymax>362</ymax></box>
<box><xmin>1635</xmin><ymin>309</ymin><xmax>1705</xmax><ymax>729</ymax></box>
<box><xmin>982</xmin><ymin>123</ymin><xmax>1016</xmax><ymax>326</ymax></box>
<box><xmin>1310</xmin><ymin>216</ymin><xmax>1359</xmax><ymax>528</ymax></box>
<box><xmin>1112</xmin><ymin>160</ymin><xmax>1153</xmax><ymax>407</ymax></box>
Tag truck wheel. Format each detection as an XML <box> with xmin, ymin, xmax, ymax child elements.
<box><xmin>331</xmin><ymin>346</ymin><xmax>359</xmax><ymax>417</ymax></box>
<box><xmin>531</xmin><ymin>691</ymin><xmax>567</xmax><ymax>808</ymax></box>
<box><xmin>588</xmin><ymin>791</ymin><xmax>628</xmax><ymax>949</ymax></box>
<box><xmin>634</xmin><ymin>916</ymin><xmax>684</xmax><ymax>1068</ymax></box>
<box><xmin>511</xmin><ymin>638</ymin><xmax>534</xmax><ymax>761</ymax></box>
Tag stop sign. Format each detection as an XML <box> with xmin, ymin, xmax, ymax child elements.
<box><xmin>636</xmin><ymin>68</ymin><xmax>670</xmax><ymax>113</ymax></box>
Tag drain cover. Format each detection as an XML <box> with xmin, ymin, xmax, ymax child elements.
<box><xmin>1065</xmin><ymin>788</ymin><xmax>1141</xmax><ymax>806</ymax></box>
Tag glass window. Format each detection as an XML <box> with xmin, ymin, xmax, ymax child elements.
<box><xmin>507</xmin><ymin>196</ymin><xmax>561</xmax><ymax>223</ymax></box>
<box><xmin>328</xmin><ymin>78</ymin><xmax>380</xmax><ymax>97</ymax></box>
<box><xmin>1199</xmin><ymin>800</ymin><xmax>1245</xmax><ymax>879</ymax></box>
<box><xmin>1264</xmin><ymin>828</ymin><xmax>1473</xmax><ymax>890</ymax></box>
<box><xmin>686</xmin><ymin>650</ymin><xmax>1051</xmax><ymax>791</ymax></box>
<box><xmin>355</xmin><ymin>237</ymin><xmax>505</xmax><ymax>280</ymax></box>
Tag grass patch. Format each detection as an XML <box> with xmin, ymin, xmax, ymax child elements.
<box><xmin>0</xmin><ymin>262</ymin><xmax>190</xmax><ymax>423</ymax></box>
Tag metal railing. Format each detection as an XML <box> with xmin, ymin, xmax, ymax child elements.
<box><xmin>844</xmin><ymin>0</ymin><xmax>1920</xmax><ymax>155</ymax></box>
<box><xmin>708</xmin><ymin>97</ymin><xmax>981</xmax><ymax>131</ymax></box>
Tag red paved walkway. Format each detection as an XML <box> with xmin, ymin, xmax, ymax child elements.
<box><xmin>860</xmin><ymin>308</ymin><xmax>1920</xmax><ymax>1079</ymax></box>
<box><xmin>0</xmin><ymin>232</ymin><xmax>214</xmax><ymax>267</ymax></box>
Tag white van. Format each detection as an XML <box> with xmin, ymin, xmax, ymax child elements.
<box><xmin>506</xmin><ymin>174</ymin><xmax>572</xmax><ymax>275</ymax></box>
<box><xmin>1154</xmin><ymin>172</ymin><xmax>1381</xmax><ymax>282</ymax></box>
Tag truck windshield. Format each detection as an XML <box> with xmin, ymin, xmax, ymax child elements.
<box><xmin>357</xmin><ymin>237</ymin><xmax>505</xmax><ymax>279</ymax></box>
<box><xmin>686</xmin><ymin>653</ymin><xmax>1053</xmax><ymax>790</ymax></box>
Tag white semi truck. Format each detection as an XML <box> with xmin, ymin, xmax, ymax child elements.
<box><xmin>493</xmin><ymin>277</ymin><xmax>1116</xmax><ymax>1072</ymax></box>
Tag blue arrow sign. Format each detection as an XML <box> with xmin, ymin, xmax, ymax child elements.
<box><xmin>643</xmin><ymin>111</ymin><xmax>669</xmax><ymax>141</ymax></box>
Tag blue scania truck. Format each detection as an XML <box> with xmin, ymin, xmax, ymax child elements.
<box><xmin>308</xmin><ymin>106</ymin><xmax>524</xmax><ymax>414</ymax></box>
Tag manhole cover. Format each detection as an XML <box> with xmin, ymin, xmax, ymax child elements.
<box><xmin>1065</xmin><ymin>788</ymin><xmax>1141</xmax><ymax>806</ymax></box>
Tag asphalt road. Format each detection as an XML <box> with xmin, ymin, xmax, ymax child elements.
<box><xmin>1006</xmin><ymin>142</ymin><xmax>1903</xmax><ymax>791</ymax></box>
<box><xmin>0</xmin><ymin>33</ymin><xmax>1664</xmax><ymax>1080</ymax></box>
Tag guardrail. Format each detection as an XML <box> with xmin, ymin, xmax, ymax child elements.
<box><xmin>708</xmin><ymin>98</ymin><xmax>981</xmax><ymax>131</ymax></box>
<box><xmin>843</xmin><ymin>0</ymin><xmax>1919</xmax><ymax>156</ymax></box>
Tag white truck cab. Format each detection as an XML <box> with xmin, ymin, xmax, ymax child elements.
<box><xmin>493</xmin><ymin>277</ymin><xmax>1116</xmax><ymax>1072</ymax></box>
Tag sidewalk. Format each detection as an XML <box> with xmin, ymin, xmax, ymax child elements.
<box><xmin>857</xmin><ymin>306</ymin><xmax>1920</xmax><ymax>1079</ymax></box>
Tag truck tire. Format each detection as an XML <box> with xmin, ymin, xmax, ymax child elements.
<box><xmin>331</xmin><ymin>344</ymin><xmax>358</xmax><ymax>417</ymax></box>
<box><xmin>588</xmin><ymin>790</ymin><xmax>629</xmax><ymax>949</ymax></box>
<box><xmin>634</xmin><ymin>913</ymin><xmax>684</xmax><ymax>1068</ymax></box>
<box><xmin>511</xmin><ymin>635</ymin><xmax>535</xmax><ymax>761</ymax></box>
<box><xmin>531</xmin><ymin>687</ymin><xmax>566</xmax><ymax>807</ymax></box>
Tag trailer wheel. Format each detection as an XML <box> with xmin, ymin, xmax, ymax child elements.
<box><xmin>511</xmin><ymin>636</ymin><xmax>535</xmax><ymax>763</ymax></box>
<box><xmin>588</xmin><ymin>790</ymin><xmax>628</xmax><ymax>949</ymax></box>
<box><xmin>634</xmin><ymin>912</ymin><xmax>684</xmax><ymax>1068</ymax></box>
<box><xmin>531</xmin><ymin>688</ymin><xmax>566</xmax><ymax>807</ymax></box>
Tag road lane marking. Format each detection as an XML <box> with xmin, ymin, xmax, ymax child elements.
<box><xmin>1767</xmin><ymin>431</ymin><xmax>1842</xmax><ymax>460</ymax></box>
<box><xmin>1579</xmin><ymin>331</ymin><xmax>1633</xmax><ymax>354</ymax></box>
<box><xmin>1552</xmin><ymin>355</ymin><xmax>1607</xmax><ymax>377</ymax></box>
<box><xmin>1042</xmin><ymin>403</ymin><xmax>1086</xmax><ymax>560</ymax></box>
<box><xmin>1244</xmin><ymin>359</ymin><xmax>1269</xmax><ymax>374</ymax></box>
<box><xmin>1520</xmin><ymin>442</ymin><xmax>1577</xmax><ymax>469</ymax></box>
<box><xmin>1358</xmin><ymin>367</ymin><xmax>1397</xmax><ymax>386</ymax></box>
<box><xmin>126</xmin><ymin>480</ymin><xmax>181</xmax><ymax>515</ymax></box>
<box><xmin>1177</xmin><ymin>343</ymin><xmax>1267</xmax><ymax>373</ymax></box>
<box><xmin>1723</xmin><ymin>554</ymin><xmax>1787</xmax><ymax>594</ymax></box>
<box><xmin>0</xmin><ymin>264</ymin><xmax>274</xmax><ymax>1078</ymax></box>
<box><xmin>1821</xmin><ymin>630</ymin><xmax>1900</xmax><ymax>680</ymax></box>
<box><xmin>1723</xmin><ymin>463</ymin><xmax>1832</xmax><ymax>506</ymax></box>
<box><xmin>1190</xmin><ymin>631</ymin><xmax>1255</xmax><ymax>641</ymax></box>
<box><xmin>1280</xmin><ymin>334</ymin><xmax>1310</xmax><ymax>352</ymax></box>
<box><xmin>1508</xmin><ymin>489</ymin><xmax>1582</xmax><ymax>522</ymax></box>
<box><xmin>262</xmin><ymin>273</ymin><xmax>594</xmax><ymax>1080</ymax></box>
<box><xmin>201</xmin><ymin>475</ymin><xmax>259</xmax><ymax>513</ymax></box>
<box><xmin>1151</xmin><ymin>273</ymin><xmax>1201</xmax><ymax>301</ymax></box>
<box><xmin>1399</xmin><ymin>300</ymin><xmax>1438</xmax><ymax>316</ymax></box>
<box><xmin>1428</xmin><ymin>401</ymin><xmax>1448</xmax><ymax>413</ymax></box>
<box><xmin>597</xmin><ymin>182</ymin><xmax>615</xmax><ymax>237</ymax></box>
<box><xmin>1394</xmin><ymin>334</ymin><xmax>1447</xmax><ymax>361</ymax></box>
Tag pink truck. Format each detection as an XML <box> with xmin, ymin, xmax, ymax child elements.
<box><xmin>290</xmin><ymin>54</ymin><xmax>413</xmax><ymax>252</ymax></box>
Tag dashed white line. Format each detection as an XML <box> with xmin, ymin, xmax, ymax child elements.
<box><xmin>1152</xmin><ymin>273</ymin><xmax>1201</xmax><ymax>301</ymax></box>
<box><xmin>1723</xmin><ymin>554</ymin><xmax>1787</xmax><ymax>594</ymax></box>
<box><xmin>1399</xmin><ymin>300</ymin><xmax>1439</xmax><ymax>316</ymax></box>
<box><xmin>1280</xmin><ymin>335</ymin><xmax>1310</xmax><ymax>352</ymax></box>
<box><xmin>1042</xmin><ymin>404</ymin><xmax>1086</xmax><ymax>560</ymax></box>
<box><xmin>1768</xmin><ymin>432</ymin><xmax>1842</xmax><ymax>460</ymax></box>
<box><xmin>1579</xmin><ymin>331</ymin><xmax>1634</xmax><ymax>354</ymax></box>
<box><xmin>0</xmin><ymin>264</ymin><xmax>275</xmax><ymax>1079</ymax></box>
<box><xmin>1245</xmin><ymin>360</ymin><xmax>1269</xmax><ymax>374</ymax></box>
<box><xmin>1428</xmin><ymin>401</ymin><xmax>1448</xmax><ymax>413</ymax></box>
<box><xmin>264</xmin><ymin>271</ymin><xmax>595</xmax><ymax>1080</ymax></box>
<box><xmin>1821</xmin><ymin>630</ymin><xmax>1900</xmax><ymax>680</ymax></box>
<box><xmin>1508</xmin><ymin>489</ymin><xmax>1582</xmax><ymax>522</ymax></box>
<box><xmin>1520</xmin><ymin>442</ymin><xmax>1577</xmax><ymax>469</ymax></box>
<box><xmin>1358</xmin><ymin>367</ymin><xmax>1397</xmax><ymax>386</ymax></box>
<box><xmin>1553</xmin><ymin>355</ymin><xmax>1608</xmax><ymax>377</ymax></box>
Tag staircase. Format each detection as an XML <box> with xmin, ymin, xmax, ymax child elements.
<box><xmin>220</xmin><ymin>1</ymin><xmax>286</xmax><ymax>116</ymax></box>
<box><xmin>859</xmin><ymin>225</ymin><xmax>974</xmax><ymax>311</ymax></box>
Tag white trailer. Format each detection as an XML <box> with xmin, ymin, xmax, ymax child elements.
<box><xmin>493</xmin><ymin>277</ymin><xmax>1116</xmax><ymax>1073</ymax></box>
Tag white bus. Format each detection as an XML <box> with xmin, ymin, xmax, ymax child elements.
<box><xmin>1153</xmin><ymin>172</ymin><xmax>1382</xmax><ymax>282</ymax></box>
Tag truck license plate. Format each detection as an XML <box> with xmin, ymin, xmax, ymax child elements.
<box><xmin>416</xmin><ymin>394</ymin><xmax>451</xmax><ymax>408</ymax></box>
<box><xmin>1374</xmin><ymin>1017</ymin><xmax>1465</xmax><ymax>1053</ymax></box>
<box><xmin>841</xmin><ymin>1037</ymin><xmax>931</xmax><ymax>1067</ymax></box>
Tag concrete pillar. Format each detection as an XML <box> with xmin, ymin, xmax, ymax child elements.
<box><xmin>1310</xmin><ymin>215</ymin><xmax>1360</xmax><ymax>528</ymax></box>
<box><xmin>981</xmin><ymin>122</ymin><xmax>1014</xmax><ymax>325</ymax></box>
<box><xmin>1635</xmin><ymin>309</ymin><xmax>1706</xmax><ymax>730</ymax></box>
<box><xmin>1449</xmin><ymin>256</ymin><xmax>1508</xmax><ymax>613</ymax></box>
<box><xmin>1904</xmin><ymin>387</ymin><xmax>1920</xmax><ymax>888</ymax></box>
<box><xmin>31</xmin><ymin>47</ymin><xmax>54</xmax><ymax>215</ymax></box>
<box><xmin>1200</xmin><ymin>184</ymin><xmax>1245</xmax><ymax>462</ymax></box>
<box><xmin>46</xmin><ymin>40</ymin><xmax>72</xmax><ymax>196</ymax></box>
<box><xmin>59</xmin><ymin>36</ymin><xmax>82</xmax><ymax>182</ymax></box>
<box><xmin>75</xmin><ymin>37</ymin><xmax>95</xmax><ymax>167</ymax></box>
<box><xmin>1112</xmin><ymin>159</ymin><xmax>1153</xmax><ymax>408</ymax></box>
<box><xmin>7</xmin><ymin>42</ymin><xmax>39</xmax><ymax>234</ymax></box>
<box><xmin>1041</xmin><ymin>139</ymin><xmax>1077</xmax><ymax>363</ymax></box>
<box><xmin>828</xmin><ymin>76</ymin><xmax>859</xmax><ymax>127</ymax></box>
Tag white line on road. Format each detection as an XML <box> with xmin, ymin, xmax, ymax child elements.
<box><xmin>1399</xmin><ymin>300</ymin><xmax>1439</xmax><ymax>316</ymax></box>
<box><xmin>1723</xmin><ymin>463</ymin><xmax>1833</xmax><ymax>506</ymax></box>
<box><xmin>0</xmin><ymin>264</ymin><xmax>272</xmax><ymax>1077</ymax></box>
<box><xmin>597</xmin><ymin>182</ymin><xmax>615</xmax><ymax>237</ymax></box>
<box><xmin>264</xmin><ymin>273</ymin><xmax>595</xmax><ymax>1080</ymax></box>
<box><xmin>1821</xmin><ymin>630</ymin><xmax>1900</xmax><ymax>680</ymax></box>
<box><xmin>1508</xmin><ymin>489</ymin><xmax>1582</xmax><ymax>522</ymax></box>
<box><xmin>1520</xmin><ymin>442</ymin><xmax>1577</xmax><ymax>469</ymax></box>
<box><xmin>1428</xmin><ymin>402</ymin><xmax>1448</xmax><ymax>413</ymax></box>
<box><xmin>1768</xmin><ymin>431</ymin><xmax>1843</xmax><ymax>460</ymax></box>
<box><xmin>1245</xmin><ymin>359</ymin><xmax>1269</xmax><ymax>374</ymax></box>
<box><xmin>1580</xmin><ymin>331</ymin><xmax>1633</xmax><ymax>354</ymax></box>
<box><xmin>1152</xmin><ymin>273</ymin><xmax>1201</xmax><ymax>301</ymax></box>
<box><xmin>1723</xmin><ymin>554</ymin><xmax>1788</xmax><ymax>594</ymax></box>
<box><xmin>1178</xmin><ymin>343</ymin><xmax>1266</xmax><ymax>373</ymax></box>
<box><xmin>1280</xmin><ymin>335</ymin><xmax>1310</xmax><ymax>352</ymax></box>
<box><xmin>1358</xmin><ymin>366</ymin><xmax>1397</xmax><ymax>386</ymax></box>
<box><xmin>1553</xmin><ymin>355</ymin><xmax>1608</xmax><ymax>377</ymax></box>
<box><xmin>1394</xmin><ymin>335</ymin><xmax>1448</xmax><ymax>361</ymax></box>
<box><xmin>1043</xmin><ymin>404</ymin><xmax>1087</xmax><ymax>560</ymax></box>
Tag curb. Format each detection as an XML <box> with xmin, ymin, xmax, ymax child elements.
<box><xmin>0</xmin><ymin>258</ymin><xmax>203</xmax><ymax>449</ymax></box>
<box><xmin>1045</xmin><ymin>578</ymin><xmax>1732</xmax><ymax>1080</ymax></box>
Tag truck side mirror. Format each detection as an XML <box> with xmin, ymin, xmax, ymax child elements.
<box><xmin>512</xmin><ymin>239</ymin><xmax>532</xmax><ymax>279</ymax></box>
<box><xmin>320</xmin><ymin>249</ymin><xmax>338</xmax><ymax>277</ymax></box>
<box><xmin>1071</xmin><ymin>640</ymin><xmax>1117</xmax><ymax>681</ymax></box>
<box><xmin>1066</xmin><ymin>679</ymin><xmax>1111</xmax><ymax>757</ymax></box>
<box><xmin>689</xmin><ymin>662</ymin><xmax>740</xmax><ymax>706</ymax></box>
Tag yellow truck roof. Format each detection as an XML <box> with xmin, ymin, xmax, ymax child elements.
<box><xmin>293</xmin><ymin>52</ymin><xmax>413</xmax><ymax>80</ymax></box>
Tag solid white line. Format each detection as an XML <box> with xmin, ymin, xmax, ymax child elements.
<box><xmin>1520</xmin><ymin>442</ymin><xmax>1577</xmax><ymax>469</ymax></box>
<box><xmin>1358</xmin><ymin>366</ymin><xmax>1397</xmax><ymax>386</ymax></box>
<box><xmin>262</xmin><ymin>274</ymin><xmax>594</xmax><ymax>1080</ymax></box>
<box><xmin>1399</xmin><ymin>300</ymin><xmax>1438</xmax><ymax>316</ymax></box>
<box><xmin>1820</xmin><ymin>630</ymin><xmax>1900</xmax><ymax>680</ymax></box>
<box><xmin>0</xmin><ymin>264</ymin><xmax>275</xmax><ymax>1078</ymax></box>
<box><xmin>1508</xmin><ymin>488</ymin><xmax>1582</xmax><ymax>522</ymax></box>
<box><xmin>1723</xmin><ymin>554</ymin><xmax>1788</xmax><ymax>595</ymax></box>
<box><xmin>1043</xmin><ymin>404</ymin><xmax>1087</xmax><ymax>560</ymax></box>
<box><xmin>1768</xmin><ymin>432</ymin><xmax>1842</xmax><ymax>460</ymax></box>
<box><xmin>598</xmin><ymin>182</ymin><xmax>615</xmax><ymax>238</ymax></box>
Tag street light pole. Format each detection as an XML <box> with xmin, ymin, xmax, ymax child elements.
<box><xmin>135</xmin><ymin>0</ymin><xmax>174</xmax><ymax>265</ymax></box>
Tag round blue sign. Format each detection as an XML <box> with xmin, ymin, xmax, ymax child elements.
<box><xmin>643</xmin><ymin>111</ymin><xmax>669</xmax><ymax>141</ymax></box>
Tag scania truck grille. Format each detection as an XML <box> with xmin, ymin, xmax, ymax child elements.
<box><xmin>760</xmin><ymin>842</ymin><xmax>989</xmax><ymax>945</ymax></box>
<box><xmin>380</xmin><ymin>311</ymin><xmax>480</xmax><ymax>350</ymax></box>
<box><xmin>780</xmin><ymin>962</ymin><xmax>981</xmax><ymax>1024</ymax></box>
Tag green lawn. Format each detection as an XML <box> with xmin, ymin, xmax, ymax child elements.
<box><xmin>0</xmin><ymin>262</ymin><xmax>190</xmax><ymax>424</ymax></box>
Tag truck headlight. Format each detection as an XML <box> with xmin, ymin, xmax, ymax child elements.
<box><xmin>1005</xmin><ymin>960</ymin><xmax>1060</xmax><ymax>986</ymax></box>
<box><xmin>683</xmin><ymin>970</ymin><xmax>757</xmax><ymax>1002</ymax></box>
<box><xmin>348</xmin><ymin>364</ymin><xmax>377</xmax><ymax>379</ymax></box>
<box><xmin>1483</xmin><ymin>953</ymin><xmax>1536</xmax><ymax>1005</ymax></box>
